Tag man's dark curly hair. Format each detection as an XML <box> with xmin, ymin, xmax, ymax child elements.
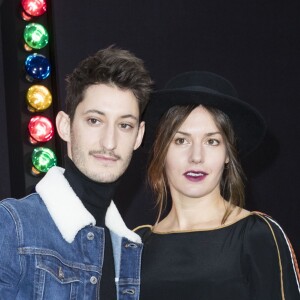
<box><xmin>65</xmin><ymin>46</ymin><xmax>153</xmax><ymax>122</ymax></box>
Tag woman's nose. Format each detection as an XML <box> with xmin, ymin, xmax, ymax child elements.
<box><xmin>189</xmin><ymin>142</ymin><xmax>203</xmax><ymax>164</ymax></box>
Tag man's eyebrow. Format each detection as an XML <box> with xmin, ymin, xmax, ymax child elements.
<box><xmin>83</xmin><ymin>109</ymin><xmax>105</xmax><ymax>116</ymax></box>
<box><xmin>83</xmin><ymin>110</ymin><xmax>138</xmax><ymax>121</ymax></box>
<box><xmin>120</xmin><ymin>114</ymin><xmax>138</xmax><ymax>121</ymax></box>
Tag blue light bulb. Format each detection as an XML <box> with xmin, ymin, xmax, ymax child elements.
<box><xmin>25</xmin><ymin>53</ymin><xmax>50</xmax><ymax>81</ymax></box>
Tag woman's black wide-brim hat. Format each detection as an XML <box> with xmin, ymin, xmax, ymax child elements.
<box><xmin>143</xmin><ymin>71</ymin><xmax>266</xmax><ymax>157</ymax></box>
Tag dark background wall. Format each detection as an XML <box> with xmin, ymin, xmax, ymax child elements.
<box><xmin>0</xmin><ymin>0</ymin><xmax>299</xmax><ymax>257</ymax></box>
<box><xmin>0</xmin><ymin>0</ymin><xmax>10</xmax><ymax>199</ymax></box>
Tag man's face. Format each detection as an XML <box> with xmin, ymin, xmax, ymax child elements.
<box><xmin>57</xmin><ymin>84</ymin><xmax>144</xmax><ymax>183</ymax></box>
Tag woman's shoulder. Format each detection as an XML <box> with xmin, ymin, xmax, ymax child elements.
<box><xmin>223</xmin><ymin>210</ymin><xmax>290</xmax><ymax>249</ymax></box>
<box><xmin>246</xmin><ymin>211</ymin><xmax>285</xmax><ymax>235</ymax></box>
<box><xmin>243</xmin><ymin>211</ymin><xmax>297</xmax><ymax>258</ymax></box>
<box><xmin>216</xmin><ymin>209</ymin><xmax>274</xmax><ymax>234</ymax></box>
<box><xmin>240</xmin><ymin>211</ymin><xmax>285</xmax><ymax>239</ymax></box>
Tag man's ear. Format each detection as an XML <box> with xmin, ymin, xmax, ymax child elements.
<box><xmin>134</xmin><ymin>121</ymin><xmax>145</xmax><ymax>150</ymax></box>
<box><xmin>56</xmin><ymin>111</ymin><xmax>71</xmax><ymax>142</ymax></box>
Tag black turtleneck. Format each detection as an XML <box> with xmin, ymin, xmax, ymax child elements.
<box><xmin>64</xmin><ymin>157</ymin><xmax>117</xmax><ymax>299</ymax></box>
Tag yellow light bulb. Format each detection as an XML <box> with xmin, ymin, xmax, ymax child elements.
<box><xmin>26</xmin><ymin>85</ymin><xmax>52</xmax><ymax>112</ymax></box>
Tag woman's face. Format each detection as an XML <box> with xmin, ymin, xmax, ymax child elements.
<box><xmin>165</xmin><ymin>106</ymin><xmax>229</xmax><ymax>201</ymax></box>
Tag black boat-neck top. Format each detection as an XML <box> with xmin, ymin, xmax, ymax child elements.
<box><xmin>136</xmin><ymin>213</ymin><xmax>300</xmax><ymax>300</ymax></box>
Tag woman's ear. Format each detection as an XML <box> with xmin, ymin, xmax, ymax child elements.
<box><xmin>56</xmin><ymin>111</ymin><xmax>71</xmax><ymax>142</ymax></box>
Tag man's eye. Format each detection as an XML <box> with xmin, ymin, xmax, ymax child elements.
<box><xmin>175</xmin><ymin>138</ymin><xmax>187</xmax><ymax>145</ymax></box>
<box><xmin>120</xmin><ymin>123</ymin><xmax>133</xmax><ymax>129</ymax></box>
<box><xmin>88</xmin><ymin>118</ymin><xmax>100</xmax><ymax>125</ymax></box>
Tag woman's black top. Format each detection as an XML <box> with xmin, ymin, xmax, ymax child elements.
<box><xmin>136</xmin><ymin>213</ymin><xmax>300</xmax><ymax>300</ymax></box>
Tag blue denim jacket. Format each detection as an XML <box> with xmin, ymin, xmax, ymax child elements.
<box><xmin>0</xmin><ymin>167</ymin><xmax>143</xmax><ymax>299</ymax></box>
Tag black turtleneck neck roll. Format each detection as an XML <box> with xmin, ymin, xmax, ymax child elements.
<box><xmin>63</xmin><ymin>156</ymin><xmax>118</xmax><ymax>300</ymax></box>
<box><xmin>63</xmin><ymin>156</ymin><xmax>119</xmax><ymax>226</ymax></box>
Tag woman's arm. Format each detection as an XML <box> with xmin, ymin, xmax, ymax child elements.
<box><xmin>243</xmin><ymin>213</ymin><xmax>300</xmax><ymax>300</ymax></box>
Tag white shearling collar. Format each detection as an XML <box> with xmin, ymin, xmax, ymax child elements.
<box><xmin>36</xmin><ymin>166</ymin><xmax>141</xmax><ymax>244</ymax></box>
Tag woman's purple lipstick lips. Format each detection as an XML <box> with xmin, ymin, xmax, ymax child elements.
<box><xmin>184</xmin><ymin>170</ymin><xmax>208</xmax><ymax>182</ymax></box>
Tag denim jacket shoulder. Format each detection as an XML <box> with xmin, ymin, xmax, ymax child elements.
<box><xmin>0</xmin><ymin>166</ymin><xmax>143</xmax><ymax>300</ymax></box>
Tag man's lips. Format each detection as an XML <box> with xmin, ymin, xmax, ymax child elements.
<box><xmin>94</xmin><ymin>155</ymin><xmax>118</xmax><ymax>161</ymax></box>
<box><xmin>183</xmin><ymin>170</ymin><xmax>208</xmax><ymax>181</ymax></box>
<box><xmin>89</xmin><ymin>152</ymin><xmax>120</xmax><ymax>161</ymax></box>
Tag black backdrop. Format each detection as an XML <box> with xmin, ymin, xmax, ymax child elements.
<box><xmin>0</xmin><ymin>1</ymin><xmax>299</xmax><ymax>257</ymax></box>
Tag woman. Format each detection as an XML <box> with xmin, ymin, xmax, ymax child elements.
<box><xmin>136</xmin><ymin>71</ymin><xmax>300</xmax><ymax>299</ymax></box>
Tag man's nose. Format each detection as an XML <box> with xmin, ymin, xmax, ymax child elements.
<box><xmin>101</xmin><ymin>124</ymin><xmax>117</xmax><ymax>151</ymax></box>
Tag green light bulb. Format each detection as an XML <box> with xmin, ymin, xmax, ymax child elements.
<box><xmin>24</xmin><ymin>23</ymin><xmax>49</xmax><ymax>49</ymax></box>
<box><xmin>32</xmin><ymin>147</ymin><xmax>57</xmax><ymax>173</ymax></box>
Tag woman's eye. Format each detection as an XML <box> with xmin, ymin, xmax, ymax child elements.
<box><xmin>175</xmin><ymin>138</ymin><xmax>187</xmax><ymax>145</ymax></box>
<box><xmin>207</xmin><ymin>139</ymin><xmax>219</xmax><ymax>146</ymax></box>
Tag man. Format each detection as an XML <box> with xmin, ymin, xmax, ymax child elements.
<box><xmin>0</xmin><ymin>47</ymin><xmax>152</xmax><ymax>299</ymax></box>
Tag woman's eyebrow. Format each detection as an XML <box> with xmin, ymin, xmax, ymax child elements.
<box><xmin>176</xmin><ymin>131</ymin><xmax>221</xmax><ymax>136</ymax></box>
<box><xmin>206</xmin><ymin>132</ymin><xmax>222</xmax><ymax>136</ymax></box>
<box><xmin>176</xmin><ymin>130</ymin><xmax>190</xmax><ymax>136</ymax></box>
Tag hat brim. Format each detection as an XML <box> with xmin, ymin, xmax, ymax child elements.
<box><xmin>143</xmin><ymin>88</ymin><xmax>266</xmax><ymax>157</ymax></box>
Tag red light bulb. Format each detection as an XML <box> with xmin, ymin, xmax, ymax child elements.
<box><xmin>28</xmin><ymin>115</ymin><xmax>54</xmax><ymax>143</ymax></box>
<box><xmin>21</xmin><ymin>0</ymin><xmax>47</xmax><ymax>17</ymax></box>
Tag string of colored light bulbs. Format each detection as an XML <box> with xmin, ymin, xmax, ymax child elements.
<box><xmin>21</xmin><ymin>0</ymin><xmax>57</xmax><ymax>175</ymax></box>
